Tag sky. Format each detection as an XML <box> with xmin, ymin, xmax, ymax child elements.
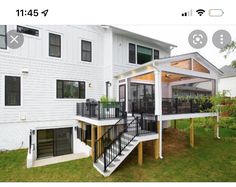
<box><xmin>117</xmin><ymin>25</ymin><xmax>236</xmax><ymax>69</ymax></box>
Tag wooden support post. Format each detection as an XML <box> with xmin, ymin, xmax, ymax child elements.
<box><xmin>97</xmin><ymin>126</ymin><xmax>102</xmax><ymax>154</ymax></box>
<box><xmin>213</xmin><ymin>116</ymin><xmax>218</xmax><ymax>139</ymax></box>
<box><xmin>154</xmin><ymin>121</ymin><xmax>160</xmax><ymax>159</ymax></box>
<box><xmin>138</xmin><ymin>142</ymin><xmax>143</xmax><ymax>166</ymax></box>
<box><xmin>91</xmin><ymin>125</ymin><xmax>96</xmax><ymax>161</ymax></box>
<box><xmin>81</xmin><ymin>122</ymin><xmax>84</xmax><ymax>141</ymax></box>
<box><xmin>154</xmin><ymin>139</ymin><xmax>160</xmax><ymax>159</ymax></box>
<box><xmin>174</xmin><ymin>120</ymin><xmax>177</xmax><ymax>129</ymax></box>
<box><xmin>190</xmin><ymin>118</ymin><xmax>194</xmax><ymax>147</ymax></box>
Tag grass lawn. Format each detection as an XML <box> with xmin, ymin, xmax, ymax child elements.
<box><xmin>0</xmin><ymin>120</ymin><xmax>236</xmax><ymax>182</ymax></box>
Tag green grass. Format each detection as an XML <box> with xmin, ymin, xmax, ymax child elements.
<box><xmin>0</xmin><ymin>120</ymin><xmax>236</xmax><ymax>182</ymax></box>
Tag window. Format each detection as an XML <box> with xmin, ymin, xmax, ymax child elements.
<box><xmin>0</xmin><ymin>25</ymin><xmax>7</xmax><ymax>49</ymax></box>
<box><xmin>49</xmin><ymin>33</ymin><xmax>61</xmax><ymax>58</ymax></box>
<box><xmin>57</xmin><ymin>80</ymin><xmax>85</xmax><ymax>99</ymax></box>
<box><xmin>81</xmin><ymin>40</ymin><xmax>92</xmax><ymax>62</ymax></box>
<box><xmin>137</xmin><ymin>45</ymin><xmax>153</xmax><ymax>65</ymax></box>
<box><xmin>129</xmin><ymin>43</ymin><xmax>136</xmax><ymax>63</ymax></box>
<box><xmin>154</xmin><ymin>49</ymin><xmax>160</xmax><ymax>59</ymax></box>
<box><xmin>17</xmin><ymin>25</ymin><xmax>39</xmax><ymax>36</ymax></box>
<box><xmin>5</xmin><ymin>76</ymin><xmax>21</xmax><ymax>106</ymax></box>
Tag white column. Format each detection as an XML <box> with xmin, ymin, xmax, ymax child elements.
<box><xmin>154</xmin><ymin>69</ymin><xmax>163</xmax><ymax>159</ymax></box>
<box><xmin>154</xmin><ymin>70</ymin><xmax>162</xmax><ymax>115</ymax></box>
<box><xmin>125</xmin><ymin>78</ymin><xmax>129</xmax><ymax>112</ymax></box>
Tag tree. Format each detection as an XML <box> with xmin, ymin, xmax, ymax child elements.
<box><xmin>220</xmin><ymin>41</ymin><xmax>236</xmax><ymax>58</ymax></box>
<box><xmin>231</xmin><ymin>60</ymin><xmax>236</xmax><ymax>68</ymax></box>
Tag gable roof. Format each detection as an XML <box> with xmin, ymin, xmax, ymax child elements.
<box><xmin>220</xmin><ymin>65</ymin><xmax>236</xmax><ymax>78</ymax></box>
<box><xmin>115</xmin><ymin>52</ymin><xmax>223</xmax><ymax>78</ymax></box>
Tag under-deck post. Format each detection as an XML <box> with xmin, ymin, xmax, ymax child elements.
<box><xmin>97</xmin><ymin>126</ymin><xmax>103</xmax><ymax>154</ymax></box>
<box><xmin>174</xmin><ymin>120</ymin><xmax>177</xmax><ymax>129</ymax></box>
<box><xmin>91</xmin><ymin>125</ymin><xmax>96</xmax><ymax>161</ymax></box>
<box><xmin>138</xmin><ymin>142</ymin><xmax>143</xmax><ymax>165</ymax></box>
<box><xmin>214</xmin><ymin>116</ymin><xmax>220</xmax><ymax>139</ymax></box>
<box><xmin>190</xmin><ymin>118</ymin><xmax>194</xmax><ymax>147</ymax></box>
<box><xmin>154</xmin><ymin>121</ymin><xmax>160</xmax><ymax>159</ymax></box>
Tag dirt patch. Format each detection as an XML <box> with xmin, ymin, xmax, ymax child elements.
<box><xmin>142</xmin><ymin>128</ymin><xmax>188</xmax><ymax>157</ymax></box>
<box><xmin>163</xmin><ymin>128</ymin><xmax>188</xmax><ymax>155</ymax></box>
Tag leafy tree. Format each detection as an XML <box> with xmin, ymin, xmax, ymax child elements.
<box><xmin>231</xmin><ymin>60</ymin><xmax>236</xmax><ymax>68</ymax></box>
<box><xmin>220</xmin><ymin>41</ymin><xmax>236</xmax><ymax>58</ymax></box>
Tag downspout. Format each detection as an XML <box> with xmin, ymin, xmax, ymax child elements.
<box><xmin>153</xmin><ymin>61</ymin><xmax>163</xmax><ymax>159</ymax></box>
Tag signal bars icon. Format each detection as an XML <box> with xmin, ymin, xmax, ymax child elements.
<box><xmin>181</xmin><ymin>10</ymin><xmax>193</xmax><ymax>17</ymax></box>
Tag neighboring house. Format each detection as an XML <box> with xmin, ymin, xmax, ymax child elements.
<box><xmin>219</xmin><ymin>65</ymin><xmax>236</xmax><ymax>97</ymax></box>
<box><xmin>0</xmin><ymin>25</ymin><xmax>222</xmax><ymax>176</ymax></box>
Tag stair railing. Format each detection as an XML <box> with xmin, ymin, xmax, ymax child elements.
<box><xmin>103</xmin><ymin>116</ymin><xmax>139</xmax><ymax>171</ymax></box>
<box><xmin>94</xmin><ymin>112</ymin><xmax>127</xmax><ymax>163</ymax></box>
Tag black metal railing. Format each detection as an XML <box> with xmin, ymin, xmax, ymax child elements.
<box><xmin>129</xmin><ymin>97</ymin><xmax>213</xmax><ymax>115</ymax></box>
<box><xmin>101</xmin><ymin>114</ymin><xmax>158</xmax><ymax>171</ymax></box>
<box><xmin>162</xmin><ymin>98</ymin><xmax>212</xmax><ymax>115</ymax></box>
<box><xmin>128</xmin><ymin>99</ymin><xmax>155</xmax><ymax>115</ymax></box>
<box><xmin>103</xmin><ymin>117</ymin><xmax>138</xmax><ymax>171</ymax></box>
<box><xmin>94</xmin><ymin>113</ymin><xmax>127</xmax><ymax>163</ymax></box>
<box><xmin>76</xmin><ymin>101</ymin><xmax>125</xmax><ymax>120</ymax></box>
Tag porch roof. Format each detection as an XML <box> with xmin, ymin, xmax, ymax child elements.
<box><xmin>114</xmin><ymin>52</ymin><xmax>223</xmax><ymax>79</ymax></box>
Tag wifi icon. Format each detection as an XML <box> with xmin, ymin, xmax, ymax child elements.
<box><xmin>196</xmin><ymin>9</ymin><xmax>205</xmax><ymax>16</ymax></box>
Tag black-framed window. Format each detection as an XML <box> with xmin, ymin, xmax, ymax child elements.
<box><xmin>137</xmin><ymin>45</ymin><xmax>153</xmax><ymax>65</ymax></box>
<box><xmin>49</xmin><ymin>33</ymin><xmax>61</xmax><ymax>58</ymax></box>
<box><xmin>81</xmin><ymin>40</ymin><xmax>92</xmax><ymax>62</ymax></box>
<box><xmin>5</xmin><ymin>76</ymin><xmax>21</xmax><ymax>106</ymax></box>
<box><xmin>56</xmin><ymin>80</ymin><xmax>85</xmax><ymax>99</ymax></box>
<box><xmin>154</xmin><ymin>49</ymin><xmax>160</xmax><ymax>60</ymax></box>
<box><xmin>129</xmin><ymin>43</ymin><xmax>136</xmax><ymax>64</ymax></box>
<box><xmin>17</xmin><ymin>25</ymin><xmax>39</xmax><ymax>36</ymax></box>
<box><xmin>0</xmin><ymin>25</ymin><xmax>7</xmax><ymax>49</ymax></box>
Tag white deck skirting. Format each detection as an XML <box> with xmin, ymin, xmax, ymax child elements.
<box><xmin>162</xmin><ymin>112</ymin><xmax>217</xmax><ymax>121</ymax></box>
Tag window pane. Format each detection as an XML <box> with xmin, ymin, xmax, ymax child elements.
<box><xmin>17</xmin><ymin>26</ymin><xmax>39</xmax><ymax>36</ymax></box>
<box><xmin>5</xmin><ymin>76</ymin><xmax>21</xmax><ymax>106</ymax></box>
<box><xmin>137</xmin><ymin>46</ymin><xmax>152</xmax><ymax>65</ymax></box>
<box><xmin>49</xmin><ymin>46</ymin><xmax>61</xmax><ymax>57</ymax></box>
<box><xmin>49</xmin><ymin>33</ymin><xmax>61</xmax><ymax>45</ymax></box>
<box><xmin>0</xmin><ymin>36</ymin><xmax>6</xmax><ymax>49</ymax></box>
<box><xmin>154</xmin><ymin>49</ymin><xmax>159</xmax><ymax>59</ymax></box>
<box><xmin>57</xmin><ymin>80</ymin><xmax>63</xmax><ymax>98</ymax></box>
<box><xmin>79</xmin><ymin>82</ymin><xmax>85</xmax><ymax>99</ymax></box>
<box><xmin>64</xmin><ymin>81</ymin><xmax>79</xmax><ymax>98</ymax></box>
<box><xmin>0</xmin><ymin>25</ymin><xmax>6</xmax><ymax>35</ymax></box>
<box><xmin>81</xmin><ymin>40</ymin><xmax>92</xmax><ymax>62</ymax></box>
<box><xmin>129</xmin><ymin>43</ymin><xmax>135</xmax><ymax>63</ymax></box>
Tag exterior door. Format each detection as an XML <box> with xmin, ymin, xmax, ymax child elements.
<box><xmin>37</xmin><ymin>127</ymin><xmax>73</xmax><ymax>158</ymax></box>
<box><xmin>119</xmin><ymin>84</ymin><xmax>126</xmax><ymax>105</ymax></box>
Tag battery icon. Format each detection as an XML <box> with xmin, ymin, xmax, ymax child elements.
<box><xmin>209</xmin><ymin>9</ymin><xmax>224</xmax><ymax>17</ymax></box>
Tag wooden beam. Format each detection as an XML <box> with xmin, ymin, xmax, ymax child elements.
<box><xmin>174</xmin><ymin>120</ymin><xmax>177</xmax><ymax>129</ymax></box>
<box><xmin>97</xmin><ymin>126</ymin><xmax>103</xmax><ymax>154</ymax></box>
<box><xmin>154</xmin><ymin>139</ymin><xmax>159</xmax><ymax>159</ymax></box>
<box><xmin>81</xmin><ymin>122</ymin><xmax>84</xmax><ymax>141</ymax></box>
<box><xmin>213</xmin><ymin>116</ymin><xmax>218</xmax><ymax>139</ymax></box>
<box><xmin>91</xmin><ymin>125</ymin><xmax>96</xmax><ymax>161</ymax></box>
<box><xmin>138</xmin><ymin>142</ymin><xmax>143</xmax><ymax>165</ymax></box>
<box><xmin>190</xmin><ymin>118</ymin><xmax>194</xmax><ymax>147</ymax></box>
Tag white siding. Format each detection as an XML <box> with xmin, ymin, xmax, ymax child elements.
<box><xmin>0</xmin><ymin>25</ymin><xmax>105</xmax><ymax>150</ymax></box>
<box><xmin>219</xmin><ymin>77</ymin><xmax>236</xmax><ymax>97</ymax></box>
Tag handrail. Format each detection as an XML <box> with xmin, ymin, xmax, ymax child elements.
<box><xmin>103</xmin><ymin>117</ymin><xmax>139</xmax><ymax>171</ymax></box>
<box><xmin>94</xmin><ymin>112</ymin><xmax>127</xmax><ymax>162</ymax></box>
